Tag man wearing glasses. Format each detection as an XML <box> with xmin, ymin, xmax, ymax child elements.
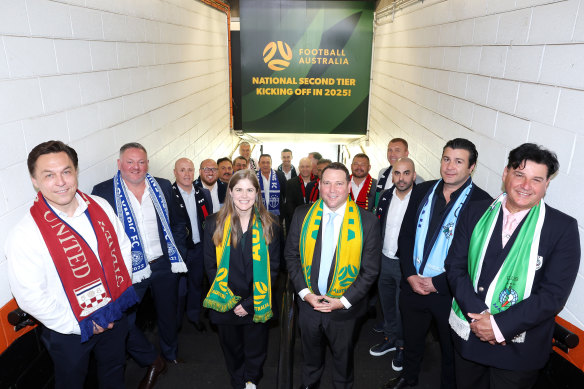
<box><xmin>195</xmin><ymin>159</ymin><xmax>226</xmax><ymax>213</ymax></box>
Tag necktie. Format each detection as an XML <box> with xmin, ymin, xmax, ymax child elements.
<box><xmin>502</xmin><ymin>213</ymin><xmax>517</xmax><ymax>248</ymax></box>
<box><xmin>318</xmin><ymin>212</ymin><xmax>338</xmax><ymax>295</ymax></box>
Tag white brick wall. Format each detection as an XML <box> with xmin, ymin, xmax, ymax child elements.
<box><xmin>368</xmin><ymin>0</ymin><xmax>584</xmax><ymax>327</ymax></box>
<box><xmin>0</xmin><ymin>0</ymin><xmax>236</xmax><ymax>307</ymax></box>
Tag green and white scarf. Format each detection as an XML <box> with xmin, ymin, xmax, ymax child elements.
<box><xmin>449</xmin><ymin>194</ymin><xmax>545</xmax><ymax>343</ymax></box>
<box><xmin>203</xmin><ymin>210</ymin><xmax>273</xmax><ymax>323</ymax></box>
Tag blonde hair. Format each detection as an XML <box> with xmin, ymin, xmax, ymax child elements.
<box><xmin>212</xmin><ymin>169</ymin><xmax>277</xmax><ymax>248</ymax></box>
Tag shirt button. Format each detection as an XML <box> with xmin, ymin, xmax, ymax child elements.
<box><xmin>478</xmin><ymin>286</ymin><xmax>484</xmax><ymax>292</ymax></box>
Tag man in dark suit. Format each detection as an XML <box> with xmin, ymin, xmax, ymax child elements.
<box><xmin>195</xmin><ymin>159</ymin><xmax>227</xmax><ymax>213</ymax></box>
<box><xmin>350</xmin><ymin>153</ymin><xmax>377</xmax><ymax>212</ymax></box>
<box><xmin>445</xmin><ymin>143</ymin><xmax>580</xmax><ymax>389</ymax></box>
<box><xmin>172</xmin><ymin>157</ymin><xmax>212</xmax><ymax>332</ymax></box>
<box><xmin>285</xmin><ymin>157</ymin><xmax>314</xmax><ymax>232</ymax></box>
<box><xmin>386</xmin><ymin>138</ymin><xmax>492</xmax><ymax>389</ymax></box>
<box><xmin>305</xmin><ymin>158</ymin><xmax>331</xmax><ymax>205</ymax></box>
<box><xmin>92</xmin><ymin>142</ymin><xmax>188</xmax><ymax>389</ymax></box>
<box><xmin>286</xmin><ymin>162</ymin><xmax>381</xmax><ymax>389</ymax></box>
<box><xmin>257</xmin><ymin>153</ymin><xmax>287</xmax><ymax>225</ymax></box>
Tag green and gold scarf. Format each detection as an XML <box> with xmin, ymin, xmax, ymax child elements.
<box><xmin>299</xmin><ymin>198</ymin><xmax>363</xmax><ymax>298</ymax></box>
<box><xmin>203</xmin><ymin>211</ymin><xmax>273</xmax><ymax>323</ymax></box>
<box><xmin>449</xmin><ymin>194</ymin><xmax>545</xmax><ymax>342</ymax></box>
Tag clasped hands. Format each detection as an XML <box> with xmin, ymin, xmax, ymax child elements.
<box><xmin>304</xmin><ymin>293</ymin><xmax>344</xmax><ymax>312</ymax></box>
<box><xmin>467</xmin><ymin>312</ymin><xmax>506</xmax><ymax>346</ymax></box>
<box><xmin>407</xmin><ymin>275</ymin><xmax>437</xmax><ymax>295</ymax></box>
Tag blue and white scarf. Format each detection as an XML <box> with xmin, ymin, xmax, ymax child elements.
<box><xmin>114</xmin><ymin>171</ymin><xmax>187</xmax><ymax>283</ymax></box>
<box><xmin>257</xmin><ymin>169</ymin><xmax>281</xmax><ymax>215</ymax></box>
<box><xmin>413</xmin><ymin>179</ymin><xmax>473</xmax><ymax>277</ymax></box>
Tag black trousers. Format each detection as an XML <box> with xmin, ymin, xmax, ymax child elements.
<box><xmin>216</xmin><ymin>322</ymin><xmax>269</xmax><ymax>389</ymax></box>
<box><xmin>41</xmin><ymin>317</ymin><xmax>128</xmax><ymax>389</ymax></box>
<box><xmin>127</xmin><ymin>257</ymin><xmax>179</xmax><ymax>366</ymax></box>
<box><xmin>298</xmin><ymin>310</ymin><xmax>357</xmax><ymax>389</ymax></box>
<box><xmin>454</xmin><ymin>351</ymin><xmax>539</xmax><ymax>389</ymax></box>
<box><xmin>400</xmin><ymin>288</ymin><xmax>456</xmax><ymax>389</ymax></box>
<box><xmin>177</xmin><ymin>243</ymin><xmax>205</xmax><ymax>324</ymax></box>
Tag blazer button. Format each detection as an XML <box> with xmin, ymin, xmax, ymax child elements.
<box><xmin>478</xmin><ymin>286</ymin><xmax>484</xmax><ymax>292</ymax></box>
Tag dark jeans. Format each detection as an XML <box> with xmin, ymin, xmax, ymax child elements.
<box><xmin>177</xmin><ymin>243</ymin><xmax>205</xmax><ymax>324</ymax></box>
<box><xmin>378</xmin><ymin>255</ymin><xmax>403</xmax><ymax>347</ymax></box>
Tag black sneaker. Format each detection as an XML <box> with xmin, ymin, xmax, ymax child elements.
<box><xmin>369</xmin><ymin>337</ymin><xmax>396</xmax><ymax>356</ymax></box>
<box><xmin>392</xmin><ymin>348</ymin><xmax>404</xmax><ymax>371</ymax></box>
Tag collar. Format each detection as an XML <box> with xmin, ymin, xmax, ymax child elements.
<box><xmin>49</xmin><ymin>193</ymin><xmax>87</xmax><ymax>218</ymax></box>
<box><xmin>322</xmin><ymin>201</ymin><xmax>347</xmax><ymax>218</ymax></box>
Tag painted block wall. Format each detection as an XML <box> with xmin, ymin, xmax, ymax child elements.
<box><xmin>363</xmin><ymin>0</ymin><xmax>584</xmax><ymax>329</ymax></box>
<box><xmin>0</xmin><ymin>0</ymin><xmax>236</xmax><ymax>309</ymax></box>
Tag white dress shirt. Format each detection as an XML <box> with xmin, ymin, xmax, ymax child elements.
<box><xmin>261</xmin><ymin>172</ymin><xmax>271</xmax><ymax>204</ymax></box>
<box><xmin>205</xmin><ymin>182</ymin><xmax>221</xmax><ymax>213</ymax></box>
<box><xmin>6</xmin><ymin>194</ymin><xmax>133</xmax><ymax>335</ymax></box>
<box><xmin>126</xmin><ymin>189</ymin><xmax>163</xmax><ymax>261</ymax></box>
<box><xmin>350</xmin><ymin>178</ymin><xmax>365</xmax><ymax>200</ymax></box>
<box><xmin>178</xmin><ymin>185</ymin><xmax>201</xmax><ymax>245</ymax></box>
<box><xmin>298</xmin><ymin>202</ymin><xmax>352</xmax><ymax>308</ymax></box>
<box><xmin>382</xmin><ymin>190</ymin><xmax>411</xmax><ymax>258</ymax></box>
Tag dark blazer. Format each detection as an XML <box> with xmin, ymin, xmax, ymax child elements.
<box><xmin>194</xmin><ymin>178</ymin><xmax>227</xmax><ymax>212</ymax></box>
<box><xmin>305</xmin><ymin>179</ymin><xmax>319</xmax><ymax>204</ymax></box>
<box><xmin>376</xmin><ymin>186</ymin><xmax>396</xmax><ymax>241</ymax></box>
<box><xmin>351</xmin><ymin>177</ymin><xmax>378</xmax><ymax>212</ymax></box>
<box><xmin>277</xmin><ymin>164</ymin><xmax>297</xmax><ymax>179</ymax></box>
<box><xmin>285</xmin><ymin>176</ymin><xmax>312</xmax><ymax>232</ymax></box>
<box><xmin>285</xmin><ymin>203</ymin><xmax>381</xmax><ymax>320</ymax></box>
<box><xmin>91</xmin><ymin>176</ymin><xmax>188</xmax><ymax>259</ymax></box>
<box><xmin>445</xmin><ymin>199</ymin><xmax>580</xmax><ymax>370</ymax></box>
<box><xmin>398</xmin><ymin>179</ymin><xmax>492</xmax><ymax>295</ymax></box>
<box><xmin>203</xmin><ymin>213</ymin><xmax>281</xmax><ymax>325</ymax></box>
<box><xmin>171</xmin><ymin>182</ymin><xmax>212</xmax><ymax>249</ymax></box>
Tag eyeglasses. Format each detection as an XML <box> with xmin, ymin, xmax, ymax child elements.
<box><xmin>202</xmin><ymin>167</ymin><xmax>218</xmax><ymax>173</ymax></box>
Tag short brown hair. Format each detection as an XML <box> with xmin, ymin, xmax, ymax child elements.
<box><xmin>27</xmin><ymin>140</ymin><xmax>78</xmax><ymax>176</ymax></box>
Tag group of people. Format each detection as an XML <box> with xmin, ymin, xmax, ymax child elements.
<box><xmin>5</xmin><ymin>136</ymin><xmax>579</xmax><ymax>389</ymax></box>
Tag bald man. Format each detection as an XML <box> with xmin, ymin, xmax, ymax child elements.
<box><xmin>285</xmin><ymin>157</ymin><xmax>316</xmax><ymax>232</ymax></box>
<box><xmin>195</xmin><ymin>159</ymin><xmax>227</xmax><ymax>213</ymax></box>
<box><xmin>172</xmin><ymin>158</ymin><xmax>212</xmax><ymax>331</ymax></box>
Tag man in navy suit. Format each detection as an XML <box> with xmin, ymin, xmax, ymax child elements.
<box><xmin>92</xmin><ymin>143</ymin><xmax>187</xmax><ymax>389</ymax></box>
<box><xmin>172</xmin><ymin>158</ymin><xmax>212</xmax><ymax>332</ymax></box>
<box><xmin>445</xmin><ymin>143</ymin><xmax>580</xmax><ymax>389</ymax></box>
<box><xmin>195</xmin><ymin>159</ymin><xmax>227</xmax><ymax>213</ymax></box>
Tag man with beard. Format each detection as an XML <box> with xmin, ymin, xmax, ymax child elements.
<box><xmin>172</xmin><ymin>158</ymin><xmax>212</xmax><ymax>332</ymax></box>
<box><xmin>217</xmin><ymin>157</ymin><xmax>233</xmax><ymax>184</ymax></box>
<box><xmin>306</xmin><ymin>158</ymin><xmax>331</xmax><ymax>205</ymax></box>
<box><xmin>195</xmin><ymin>159</ymin><xmax>227</xmax><ymax>213</ymax></box>
<box><xmin>370</xmin><ymin>158</ymin><xmax>416</xmax><ymax>373</ymax></box>
<box><xmin>285</xmin><ymin>157</ymin><xmax>315</xmax><ymax>231</ymax></box>
<box><xmin>386</xmin><ymin>138</ymin><xmax>491</xmax><ymax>389</ymax></box>
<box><xmin>350</xmin><ymin>153</ymin><xmax>377</xmax><ymax>212</ymax></box>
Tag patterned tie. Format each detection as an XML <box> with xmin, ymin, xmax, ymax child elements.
<box><xmin>318</xmin><ymin>212</ymin><xmax>338</xmax><ymax>295</ymax></box>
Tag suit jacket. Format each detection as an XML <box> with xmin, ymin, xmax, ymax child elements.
<box><xmin>285</xmin><ymin>203</ymin><xmax>381</xmax><ymax>320</ymax></box>
<box><xmin>171</xmin><ymin>182</ymin><xmax>212</xmax><ymax>250</ymax></box>
<box><xmin>445</xmin><ymin>199</ymin><xmax>580</xmax><ymax>370</ymax></box>
<box><xmin>194</xmin><ymin>178</ymin><xmax>227</xmax><ymax>212</ymax></box>
<box><xmin>91</xmin><ymin>176</ymin><xmax>188</xmax><ymax>259</ymax></box>
<box><xmin>277</xmin><ymin>164</ymin><xmax>297</xmax><ymax>179</ymax></box>
<box><xmin>285</xmin><ymin>176</ymin><xmax>312</xmax><ymax>232</ymax></box>
<box><xmin>376</xmin><ymin>186</ymin><xmax>396</xmax><ymax>241</ymax></box>
<box><xmin>203</xmin><ymin>213</ymin><xmax>281</xmax><ymax>325</ymax></box>
<box><xmin>305</xmin><ymin>179</ymin><xmax>319</xmax><ymax>204</ymax></box>
<box><xmin>351</xmin><ymin>177</ymin><xmax>378</xmax><ymax>212</ymax></box>
<box><xmin>398</xmin><ymin>179</ymin><xmax>492</xmax><ymax>295</ymax></box>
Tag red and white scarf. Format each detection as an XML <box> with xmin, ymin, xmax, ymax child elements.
<box><xmin>30</xmin><ymin>191</ymin><xmax>138</xmax><ymax>342</ymax></box>
<box><xmin>350</xmin><ymin>174</ymin><xmax>373</xmax><ymax>210</ymax></box>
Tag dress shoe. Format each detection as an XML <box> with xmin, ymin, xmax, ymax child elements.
<box><xmin>138</xmin><ymin>355</ymin><xmax>167</xmax><ymax>389</ymax></box>
<box><xmin>165</xmin><ymin>358</ymin><xmax>183</xmax><ymax>365</ymax></box>
<box><xmin>192</xmin><ymin>320</ymin><xmax>207</xmax><ymax>332</ymax></box>
<box><xmin>383</xmin><ymin>376</ymin><xmax>417</xmax><ymax>389</ymax></box>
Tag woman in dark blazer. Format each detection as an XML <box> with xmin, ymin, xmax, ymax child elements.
<box><xmin>203</xmin><ymin>169</ymin><xmax>280</xmax><ymax>389</ymax></box>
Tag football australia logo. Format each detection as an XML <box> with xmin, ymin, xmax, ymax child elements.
<box><xmin>263</xmin><ymin>41</ymin><xmax>292</xmax><ymax>71</ymax></box>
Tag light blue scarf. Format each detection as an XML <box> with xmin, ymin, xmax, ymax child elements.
<box><xmin>114</xmin><ymin>171</ymin><xmax>187</xmax><ymax>283</ymax></box>
<box><xmin>413</xmin><ymin>179</ymin><xmax>473</xmax><ymax>277</ymax></box>
<box><xmin>257</xmin><ymin>169</ymin><xmax>281</xmax><ymax>215</ymax></box>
